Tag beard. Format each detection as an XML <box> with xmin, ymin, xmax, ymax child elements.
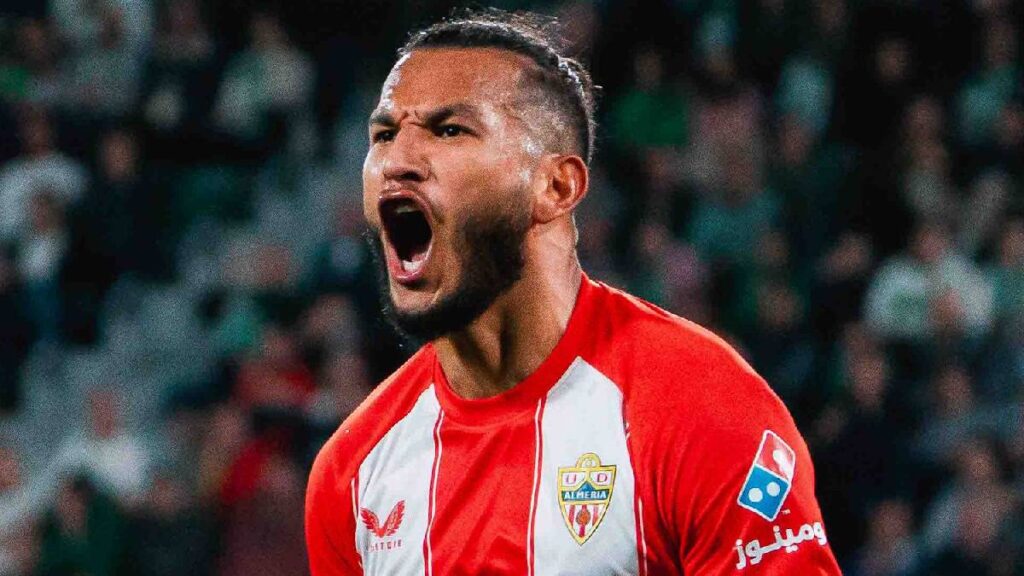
<box><xmin>367</xmin><ymin>203</ymin><xmax>530</xmax><ymax>344</ymax></box>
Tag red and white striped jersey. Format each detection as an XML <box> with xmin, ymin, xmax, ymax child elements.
<box><xmin>306</xmin><ymin>275</ymin><xmax>842</xmax><ymax>575</ymax></box>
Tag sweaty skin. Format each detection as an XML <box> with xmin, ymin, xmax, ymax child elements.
<box><xmin>363</xmin><ymin>47</ymin><xmax>589</xmax><ymax>399</ymax></box>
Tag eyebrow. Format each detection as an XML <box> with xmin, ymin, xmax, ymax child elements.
<box><xmin>368</xmin><ymin>103</ymin><xmax>484</xmax><ymax>128</ymax></box>
<box><xmin>369</xmin><ymin>109</ymin><xmax>396</xmax><ymax>127</ymax></box>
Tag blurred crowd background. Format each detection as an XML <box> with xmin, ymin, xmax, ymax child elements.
<box><xmin>0</xmin><ymin>0</ymin><xmax>1022</xmax><ymax>574</ymax></box>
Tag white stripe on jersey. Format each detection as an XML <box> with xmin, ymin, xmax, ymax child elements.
<box><xmin>425</xmin><ymin>410</ymin><xmax>444</xmax><ymax>576</ymax></box>
<box><xmin>532</xmin><ymin>357</ymin><xmax>639</xmax><ymax>575</ymax></box>
<box><xmin>638</xmin><ymin>497</ymin><xmax>649</xmax><ymax>575</ymax></box>
<box><xmin>355</xmin><ymin>386</ymin><xmax>441</xmax><ymax>576</ymax></box>
<box><xmin>527</xmin><ymin>397</ymin><xmax>545</xmax><ymax>576</ymax></box>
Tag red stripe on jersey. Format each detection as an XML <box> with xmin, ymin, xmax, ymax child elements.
<box><xmin>526</xmin><ymin>397</ymin><xmax>545</xmax><ymax>576</ymax></box>
<box><xmin>423</xmin><ymin>411</ymin><xmax>444</xmax><ymax>575</ymax></box>
<box><xmin>427</xmin><ymin>410</ymin><xmax>539</xmax><ymax>574</ymax></box>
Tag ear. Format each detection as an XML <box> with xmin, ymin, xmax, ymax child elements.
<box><xmin>532</xmin><ymin>155</ymin><xmax>589</xmax><ymax>224</ymax></box>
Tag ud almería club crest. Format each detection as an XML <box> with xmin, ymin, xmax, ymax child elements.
<box><xmin>557</xmin><ymin>452</ymin><xmax>617</xmax><ymax>544</ymax></box>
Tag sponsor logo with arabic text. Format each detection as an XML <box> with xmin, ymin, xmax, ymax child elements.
<box><xmin>734</xmin><ymin>520</ymin><xmax>829</xmax><ymax>569</ymax></box>
<box><xmin>737</xmin><ymin>430</ymin><xmax>795</xmax><ymax>522</ymax></box>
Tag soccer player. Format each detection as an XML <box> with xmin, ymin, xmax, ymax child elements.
<box><xmin>306</xmin><ymin>9</ymin><xmax>841</xmax><ymax>575</ymax></box>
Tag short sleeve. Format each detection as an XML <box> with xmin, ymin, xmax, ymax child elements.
<box><xmin>662</xmin><ymin>363</ymin><xmax>842</xmax><ymax>574</ymax></box>
<box><xmin>306</xmin><ymin>449</ymin><xmax>362</xmax><ymax>575</ymax></box>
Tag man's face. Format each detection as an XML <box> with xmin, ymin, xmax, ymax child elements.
<box><xmin>363</xmin><ymin>48</ymin><xmax>541</xmax><ymax>340</ymax></box>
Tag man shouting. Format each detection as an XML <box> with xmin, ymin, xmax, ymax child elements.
<box><xmin>305</xmin><ymin>9</ymin><xmax>841</xmax><ymax>575</ymax></box>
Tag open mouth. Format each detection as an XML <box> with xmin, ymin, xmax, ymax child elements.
<box><xmin>379</xmin><ymin>197</ymin><xmax>434</xmax><ymax>282</ymax></box>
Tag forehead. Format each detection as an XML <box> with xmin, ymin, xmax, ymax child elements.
<box><xmin>377</xmin><ymin>47</ymin><xmax>533</xmax><ymax>114</ymax></box>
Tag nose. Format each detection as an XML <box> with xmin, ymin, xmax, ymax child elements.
<box><xmin>381</xmin><ymin>129</ymin><xmax>429</xmax><ymax>184</ymax></box>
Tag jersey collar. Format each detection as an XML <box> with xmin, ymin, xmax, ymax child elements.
<box><xmin>430</xmin><ymin>273</ymin><xmax>598</xmax><ymax>425</ymax></box>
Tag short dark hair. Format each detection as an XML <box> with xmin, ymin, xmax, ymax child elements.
<box><xmin>400</xmin><ymin>8</ymin><xmax>598</xmax><ymax>164</ymax></box>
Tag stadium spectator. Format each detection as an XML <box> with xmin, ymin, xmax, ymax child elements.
<box><xmin>8</xmin><ymin>19</ymin><xmax>64</xmax><ymax>108</ymax></box>
<box><xmin>960</xmin><ymin>171</ymin><xmax>1013</xmax><ymax>257</ymax></box>
<box><xmin>216</xmin><ymin>452</ymin><xmax>306</xmax><ymax>576</ymax></box>
<box><xmin>195</xmin><ymin>404</ymin><xmax>247</xmax><ymax>506</ymax></box>
<box><xmin>688</xmin><ymin>143</ymin><xmax>780</xmax><ymax>270</ymax></box>
<box><xmin>920</xmin><ymin>437</ymin><xmax>1022</xmax><ymax>574</ymax></box>
<box><xmin>16</xmin><ymin>191</ymin><xmax>67</xmax><ymax>345</ymax></box>
<box><xmin>304</xmin><ymin>199</ymin><xmax>369</xmax><ymax>296</ymax></box>
<box><xmin>835</xmin><ymin>34</ymin><xmax>917</xmax><ymax>149</ymax></box>
<box><xmin>0</xmin><ymin>108</ymin><xmax>86</xmax><ymax>243</ymax></box>
<box><xmin>0</xmin><ymin>446</ymin><xmax>38</xmax><ymax>575</ymax></box>
<box><xmin>0</xmin><ymin>446</ymin><xmax>23</xmax><ymax>496</ymax></box>
<box><xmin>956</xmin><ymin>21</ymin><xmax>1020</xmax><ymax>149</ymax></box>
<box><xmin>48</xmin><ymin>0</ymin><xmax>152</xmax><ymax>53</ymax></box>
<box><xmin>140</xmin><ymin>0</ymin><xmax>215</xmax><ymax>133</ymax></box>
<box><xmin>35</xmin><ymin>476</ymin><xmax>123</xmax><ymax>576</ymax></box>
<box><xmin>987</xmin><ymin>99</ymin><xmax>1024</xmax><ymax>175</ymax></box>
<box><xmin>774</xmin><ymin>55</ymin><xmax>832</xmax><ymax>139</ymax></box>
<box><xmin>747</xmin><ymin>275</ymin><xmax>815</xmax><ymax>404</ymax></box>
<box><xmin>847</xmin><ymin>498</ymin><xmax>922</xmax><ymax>576</ymax></box>
<box><xmin>624</xmin><ymin>221</ymin><xmax>673</xmax><ymax>306</ymax></box>
<box><xmin>213</xmin><ymin>11</ymin><xmax>313</xmax><ymax>141</ymax></box>
<box><xmin>920</xmin><ymin>437</ymin><xmax>1012</xmax><ymax>553</ymax></box>
<box><xmin>64</xmin><ymin>6</ymin><xmax>143</xmax><ymax>120</ymax></box>
<box><xmin>0</xmin><ymin>252</ymin><xmax>35</xmax><ymax>412</ymax></box>
<box><xmin>813</xmin><ymin>342</ymin><xmax>912</xmax><ymax>559</ymax></box>
<box><xmin>608</xmin><ymin>47</ymin><xmax>691</xmax><ymax>152</ymax></box>
<box><xmin>38</xmin><ymin>388</ymin><xmax>152</xmax><ymax>508</ymax></box>
<box><xmin>692</xmin><ymin>12</ymin><xmax>762</xmax><ymax>152</ymax></box>
<box><xmin>902</xmin><ymin>138</ymin><xmax>957</xmax><ymax>228</ymax></box>
<box><xmin>297</xmin><ymin>294</ymin><xmax>361</xmax><ymax>374</ymax></box>
<box><xmin>809</xmin><ymin>231</ymin><xmax>874</xmax><ymax>345</ymax></box>
<box><xmin>121</xmin><ymin>471</ymin><xmax>215</xmax><ymax>576</ymax></box>
<box><xmin>232</xmin><ymin>324</ymin><xmax>316</xmax><ymax>411</ymax></box>
<box><xmin>768</xmin><ymin>115</ymin><xmax>856</xmax><ymax>272</ymax></box>
<box><xmin>990</xmin><ymin>218</ymin><xmax>1024</xmax><ymax>324</ymax></box>
<box><xmin>864</xmin><ymin>219</ymin><xmax>993</xmax><ymax>340</ymax></box>
<box><xmin>306</xmin><ymin>349</ymin><xmax>364</xmax><ymax>431</ymax></box>
<box><xmin>69</xmin><ymin>127</ymin><xmax>168</xmax><ymax>284</ymax></box>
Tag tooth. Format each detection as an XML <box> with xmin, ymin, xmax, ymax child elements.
<box><xmin>395</xmin><ymin>204</ymin><xmax>417</xmax><ymax>214</ymax></box>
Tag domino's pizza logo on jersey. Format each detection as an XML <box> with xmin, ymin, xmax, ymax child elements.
<box><xmin>737</xmin><ymin>430</ymin><xmax>796</xmax><ymax>522</ymax></box>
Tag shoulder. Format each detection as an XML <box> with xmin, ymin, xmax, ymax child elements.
<box><xmin>586</xmin><ymin>281</ymin><xmax>783</xmax><ymax>427</ymax></box>
<box><xmin>588</xmin><ymin>280</ymin><xmax>734</xmax><ymax>357</ymax></box>
<box><xmin>582</xmin><ymin>282</ymin><xmax>800</xmax><ymax>483</ymax></box>
<box><xmin>306</xmin><ymin>345</ymin><xmax>436</xmax><ymax>572</ymax></box>
<box><xmin>308</xmin><ymin>345</ymin><xmax>436</xmax><ymax>497</ymax></box>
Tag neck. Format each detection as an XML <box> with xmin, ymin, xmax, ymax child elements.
<box><xmin>434</xmin><ymin>246</ymin><xmax>582</xmax><ymax>400</ymax></box>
